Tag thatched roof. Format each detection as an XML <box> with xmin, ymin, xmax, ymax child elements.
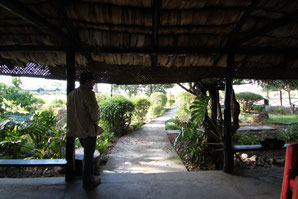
<box><xmin>0</xmin><ymin>0</ymin><xmax>298</xmax><ymax>84</ymax></box>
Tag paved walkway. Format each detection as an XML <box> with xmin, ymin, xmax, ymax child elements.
<box><xmin>103</xmin><ymin>108</ymin><xmax>186</xmax><ymax>173</ymax></box>
<box><xmin>0</xmin><ymin>108</ymin><xmax>284</xmax><ymax>199</ymax></box>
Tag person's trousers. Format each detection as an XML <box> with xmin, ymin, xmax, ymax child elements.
<box><xmin>65</xmin><ymin>136</ymin><xmax>97</xmax><ymax>186</ymax></box>
<box><xmin>79</xmin><ymin>136</ymin><xmax>97</xmax><ymax>186</ymax></box>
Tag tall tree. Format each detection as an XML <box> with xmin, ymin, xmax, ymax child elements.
<box><xmin>178</xmin><ymin>79</ymin><xmax>241</xmax><ymax>169</ymax></box>
<box><xmin>257</xmin><ymin>80</ymin><xmax>298</xmax><ymax>112</ymax></box>
<box><xmin>11</xmin><ymin>77</ymin><xmax>22</xmax><ymax>89</ymax></box>
<box><xmin>113</xmin><ymin>84</ymin><xmax>174</xmax><ymax>97</ymax></box>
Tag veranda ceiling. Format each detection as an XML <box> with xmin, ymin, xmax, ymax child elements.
<box><xmin>0</xmin><ymin>0</ymin><xmax>297</xmax><ymax>84</ymax></box>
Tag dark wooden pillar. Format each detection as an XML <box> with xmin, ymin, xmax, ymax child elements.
<box><xmin>65</xmin><ymin>49</ymin><xmax>76</xmax><ymax>182</ymax></box>
<box><xmin>223</xmin><ymin>53</ymin><xmax>234</xmax><ymax>173</ymax></box>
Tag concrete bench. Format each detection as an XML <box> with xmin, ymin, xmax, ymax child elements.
<box><xmin>0</xmin><ymin>159</ymin><xmax>66</xmax><ymax>167</ymax></box>
<box><xmin>233</xmin><ymin>144</ymin><xmax>288</xmax><ymax>152</ymax></box>
<box><xmin>0</xmin><ymin>148</ymin><xmax>100</xmax><ymax>176</ymax></box>
<box><xmin>75</xmin><ymin>148</ymin><xmax>101</xmax><ymax>176</ymax></box>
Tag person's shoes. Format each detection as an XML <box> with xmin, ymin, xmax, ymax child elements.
<box><xmin>83</xmin><ymin>178</ymin><xmax>101</xmax><ymax>190</ymax></box>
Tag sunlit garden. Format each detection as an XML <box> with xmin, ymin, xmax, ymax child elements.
<box><xmin>0</xmin><ymin>77</ymin><xmax>297</xmax><ymax>176</ymax></box>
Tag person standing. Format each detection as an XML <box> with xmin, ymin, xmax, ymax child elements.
<box><xmin>66</xmin><ymin>72</ymin><xmax>103</xmax><ymax>190</ymax></box>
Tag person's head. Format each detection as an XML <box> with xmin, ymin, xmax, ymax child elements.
<box><xmin>79</xmin><ymin>72</ymin><xmax>96</xmax><ymax>89</ymax></box>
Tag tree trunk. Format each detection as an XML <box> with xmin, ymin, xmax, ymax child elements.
<box><xmin>206</xmin><ymin>89</ymin><xmax>224</xmax><ymax>170</ymax></box>
<box><xmin>231</xmin><ymin>89</ymin><xmax>240</xmax><ymax>136</ymax></box>
<box><xmin>288</xmin><ymin>90</ymin><xmax>294</xmax><ymax>113</ymax></box>
<box><xmin>179</xmin><ymin>80</ymin><xmax>227</xmax><ymax>170</ymax></box>
<box><xmin>110</xmin><ymin>84</ymin><xmax>113</xmax><ymax>97</ymax></box>
<box><xmin>280</xmin><ymin>90</ymin><xmax>283</xmax><ymax>106</ymax></box>
<box><xmin>209</xmin><ymin>89</ymin><xmax>217</xmax><ymax>123</ymax></box>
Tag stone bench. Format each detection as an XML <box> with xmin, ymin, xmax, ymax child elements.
<box><xmin>74</xmin><ymin>148</ymin><xmax>100</xmax><ymax>176</ymax></box>
<box><xmin>0</xmin><ymin>159</ymin><xmax>66</xmax><ymax>167</ymax></box>
<box><xmin>233</xmin><ymin>144</ymin><xmax>288</xmax><ymax>152</ymax></box>
<box><xmin>0</xmin><ymin>148</ymin><xmax>100</xmax><ymax>176</ymax></box>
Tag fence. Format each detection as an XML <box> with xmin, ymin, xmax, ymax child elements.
<box><xmin>267</xmin><ymin>98</ymin><xmax>298</xmax><ymax>107</ymax></box>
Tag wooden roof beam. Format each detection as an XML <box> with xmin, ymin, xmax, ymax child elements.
<box><xmin>1</xmin><ymin>45</ymin><xmax>298</xmax><ymax>56</ymax></box>
<box><xmin>0</xmin><ymin>0</ymin><xmax>71</xmax><ymax>46</ymax></box>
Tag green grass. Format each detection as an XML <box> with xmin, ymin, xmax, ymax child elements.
<box><xmin>266</xmin><ymin>114</ymin><xmax>298</xmax><ymax>125</ymax></box>
<box><xmin>240</xmin><ymin>113</ymin><xmax>255</xmax><ymax>122</ymax></box>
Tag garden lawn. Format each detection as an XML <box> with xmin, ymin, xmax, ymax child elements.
<box><xmin>266</xmin><ymin>114</ymin><xmax>298</xmax><ymax>125</ymax></box>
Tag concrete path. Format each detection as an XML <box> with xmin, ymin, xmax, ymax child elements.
<box><xmin>0</xmin><ymin>108</ymin><xmax>284</xmax><ymax>199</ymax></box>
<box><xmin>103</xmin><ymin>108</ymin><xmax>187</xmax><ymax>173</ymax></box>
<box><xmin>0</xmin><ymin>168</ymin><xmax>283</xmax><ymax>199</ymax></box>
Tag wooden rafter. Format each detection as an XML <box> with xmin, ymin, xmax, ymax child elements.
<box><xmin>0</xmin><ymin>0</ymin><xmax>71</xmax><ymax>46</ymax></box>
<box><xmin>1</xmin><ymin>45</ymin><xmax>298</xmax><ymax>57</ymax></box>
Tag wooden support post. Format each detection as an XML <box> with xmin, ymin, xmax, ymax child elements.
<box><xmin>223</xmin><ymin>53</ymin><xmax>234</xmax><ymax>173</ymax></box>
<box><xmin>65</xmin><ymin>49</ymin><xmax>76</xmax><ymax>182</ymax></box>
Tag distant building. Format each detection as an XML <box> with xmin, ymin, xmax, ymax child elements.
<box><xmin>22</xmin><ymin>87</ymin><xmax>61</xmax><ymax>94</ymax></box>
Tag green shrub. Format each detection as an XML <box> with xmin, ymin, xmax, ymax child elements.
<box><xmin>175</xmin><ymin>92</ymin><xmax>196</xmax><ymax>122</ymax></box>
<box><xmin>275</xmin><ymin>108</ymin><xmax>286</xmax><ymax>114</ymax></box>
<box><xmin>253</xmin><ymin>105</ymin><xmax>265</xmax><ymax>113</ymax></box>
<box><xmin>99</xmin><ymin>96</ymin><xmax>135</xmax><ymax>136</ymax></box>
<box><xmin>50</xmin><ymin>99</ymin><xmax>65</xmax><ymax>108</ymax></box>
<box><xmin>0</xmin><ymin>110</ymin><xmax>66</xmax><ymax>159</ymax></box>
<box><xmin>276</xmin><ymin>125</ymin><xmax>298</xmax><ymax>142</ymax></box>
<box><xmin>165</xmin><ymin>118</ymin><xmax>180</xmax><ymax>130</ymax></box>
<box><xmin>132</xmin><ymin>97</ymin><xmax>150</xmax><ymax>122</ymax></box>
<box><xmin>190</xmin><ymin>96</ymin><xmax>209</xmax><ymax>125</ymax></box>
<box><xmin>167</xmin><ymin>94</ymin><xmax>175</xmax><ymax>107</ymax></box>
<box><xmin>234</xmin><ymin>133</ymin><xmax>259</xmax><ymax>145</ymax></box>
<box><xmin>149</xmin><ymin>92</ymin><xmax>167</xmax><ymax>117</ymax></box>
<box><xmin>21</xmin><ymin>110</ymin><xmax>66</xmax><ymax>159</ymax></box>
<box><xmin>131</xmin><ymin>121</ymin><xmax>144</xmax><ymax>131</ymax></box>
<box><xmin>0</xmin><ymin>119</ymin><xmax>27</xmax><ymax>158</ymax></box>
<box><xmin>0</xmin><ymin>83</ymin><xmax>41</xmax><ymax>113</ymax></box>
<box><xmin>96</xmin><ymin>131</ymin><xmax>114</xmax><ymax>161</ymax></box>
<box><xmin>174</xmin><ymin>122</ymin><xmax>207</xmax><ymax>165</ymax></box>
<box><xmin>96</xmin><ymin>93</ymin><xmax>109</xmax><ymax>102</ymax></box>
<box><xmin>236</xmin><ymin>92</ymin><xmax>263</xmax><ymax>112</ymax></box>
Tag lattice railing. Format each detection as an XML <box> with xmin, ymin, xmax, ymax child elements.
<box><xmin>0</xmin><ymin>62</ymin><xmax>50</xmax><ymax>76</ymax></box>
